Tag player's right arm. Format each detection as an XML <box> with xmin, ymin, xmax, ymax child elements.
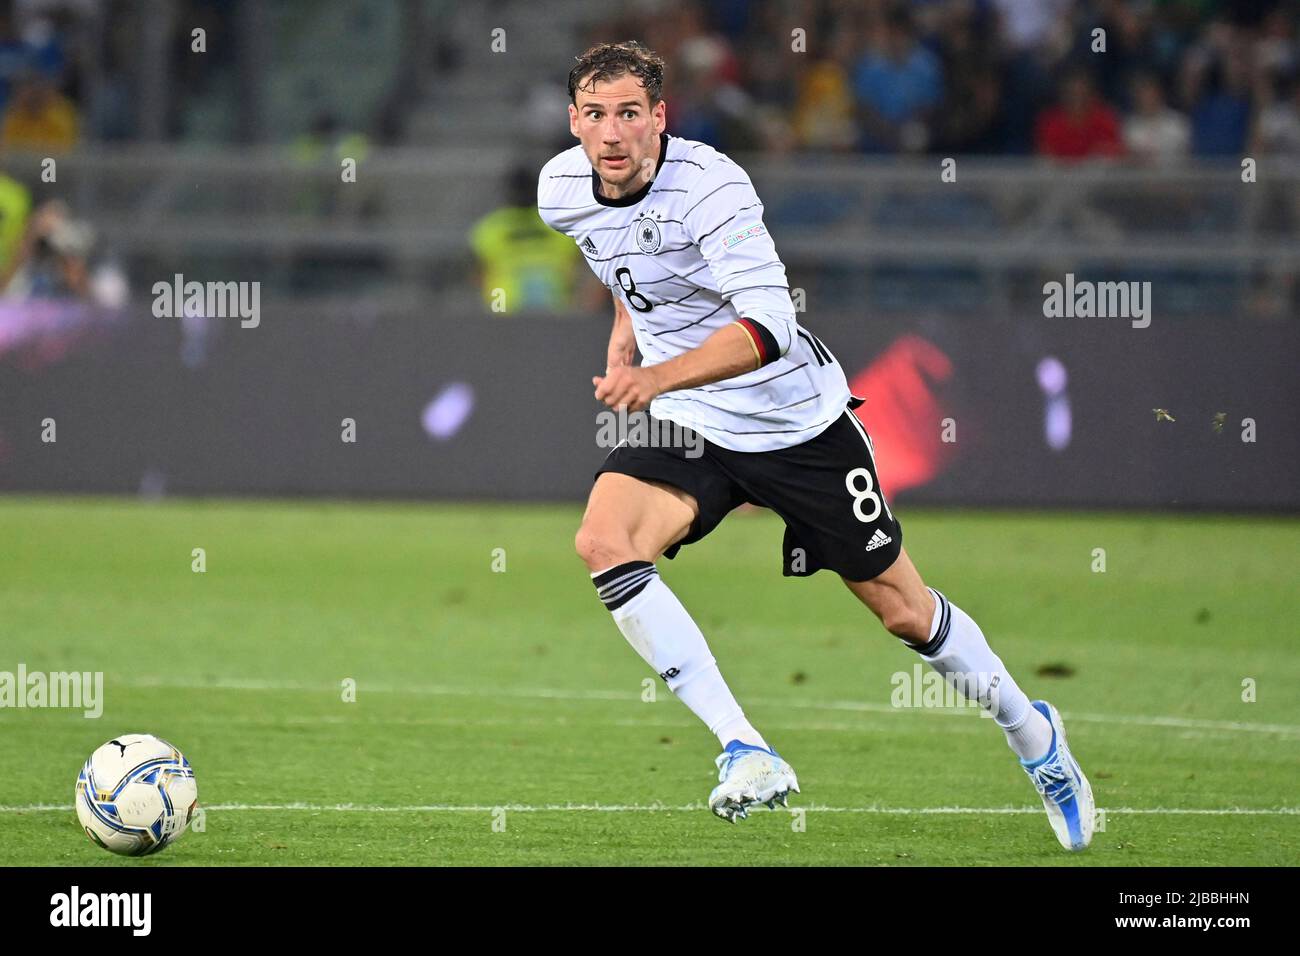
<box><xmin>607</xmin><ymin>293</ymin><xmax>637</xmax><ymax>374</ymax></box>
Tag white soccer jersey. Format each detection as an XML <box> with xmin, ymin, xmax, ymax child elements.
<box><xmin>538</xmin><ymin>132</ymin><xmax>851</xmax><ymax>453</ymax></box>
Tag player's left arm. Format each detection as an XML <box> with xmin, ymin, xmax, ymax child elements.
<box><xmin>593</xmin><ymin>321</ymin><xmax>758</xmax><ymax>411</ymax></box>
<box><xmin>592</xmin><ymin>161</ymin><xmax>795</xmax><ymax>412</ymax></box>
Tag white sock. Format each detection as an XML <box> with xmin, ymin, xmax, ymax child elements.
<box><xmin>592</xmin><ymin>561</ymin><xmax>768</xmax><ymax>750</ymax></box>
<box><xmin>913</xmin><ymin>587</ymin><xmax>1053</xmax><ymax>762</ymax></box>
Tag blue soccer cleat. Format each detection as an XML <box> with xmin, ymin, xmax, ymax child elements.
<box><xmin>708</xmin><ymin>739</ymin><xmax>799</xmax><ymax>823</ymax></box>
<box><xmin>1021</xmin><ymin>700</ymin><xmax>1095</xmax><ymax>851</ymax></box>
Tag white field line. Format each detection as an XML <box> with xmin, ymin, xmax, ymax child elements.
<box><xmin>2</xmin><ymin>803</ymin><xmax>1297</xmax><ymax>816</ymax></box>
<box><xmin>87</xmin><ymin>713</ymin><xmax>1256</xmax><ymax>742</ymax></box>
<box><xmin>113</xmin><ymin>676</ymin><xmax>1300</xmax><ymax>737</ymax></box>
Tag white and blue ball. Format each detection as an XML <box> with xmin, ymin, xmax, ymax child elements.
<box><xmin>75</xmin><ymin>734</ymin><xmax>198</xmax><ymax>856</ymax></box>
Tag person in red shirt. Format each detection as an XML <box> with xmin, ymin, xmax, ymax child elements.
<box><xmin>1035</xmin><ymin>69</ymin><xmax>1124</xmax><ymax>159</ymax></box>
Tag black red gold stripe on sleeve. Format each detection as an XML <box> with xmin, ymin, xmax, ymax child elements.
<box><xmin>733</xmin><ymin>318</ymin><xmax>781</xmax><ymax>367</ymax></box>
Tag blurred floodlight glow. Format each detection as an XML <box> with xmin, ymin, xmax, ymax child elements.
<box><xmin>1046</xmin><ymin>398</ymin><xmax>1072</xmax><ymax>451</ymax></box>
<box><xmin>1035</xmin><ymin>357</ymin><xmax>1072</xmax><ymax>451</ymax></box>
<box><xmin>422</xmin><ymin>382</ymin><xmax>475</xmax><ymax>440</ymax></box>
<box><xmin>1036</xmin><ymin>356</ymin><xmax>1067</xmax><ymax>396</ymax></box>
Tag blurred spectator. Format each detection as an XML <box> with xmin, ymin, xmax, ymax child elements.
<box><xmin>1077</xmin><ymin>0</ymin><xmax>1159</xmax><ymax>110</ymax></box>
<box><xmin>291</xmin><ymin>112</ymin><xmax>375</xmax><ymax>217</ymax></box>
<box><xmin>1035</xmin><ymin>69</ymin><xmax>1123</xmax><ymax>159</ymax></box>
<box><xmin>852</xmin><ymin>5</ymin><xmax>944</xmax><ymax>153</ymax></box>
<box><xmin>791</xmin><ymin>57</ymin><xmax>857</xmax><ymax>151</ymax></box>
<box><xmin>468</xmin><ymin>167</ymin><xmax>582</xmax><ymax>315</ymax></box>
<box><xmin>1123</xmin><ymin>72</ymin><xmax>1190</xmax><ymax>162</ymax></box>
<box><xmin>1255</xmin><ymin>4</ymin><xmax>1298</xmax><ymax>77</ymax></box>
<box><xmin>0</xmin><ymin>12</ymin><xmax>32</xmax><ymax>115</ymax></box>
<box><xmin>1</xmin><ymin>71</ymin><xmax>77</xmax><ymax>151</ymax></box>
<box><xmin>0</xmin><ymin>172</ymin><xmax>31</xmax><ymax>269</ymax></box>
<box><xmin>1252</xmin><ymin>75</ymin><xmax>1300</xmax><ymax>154</ymax></box>
<box><xmin>1181</xmin><ymin>28</ymin><xmax>1254</xmax><ymax>156</ymax></box>
<box><xmin>665</xmin><ymin>6</ymin><xmax>757</xmax><ymax>151</ymax></box>
<box><xmin>932</xmin><ymin>0</ymin><xmax>1004</xmax><ymax>154</ymax></box>
<box><xmin>0</xmin><ymin>200</ymin><xmax>105</xmax><ymax>301</ymax></box>
<box><xmin>991</xmin><ymin>0</ymin><xmax>1075</xmax><ymax>56</ymax></box>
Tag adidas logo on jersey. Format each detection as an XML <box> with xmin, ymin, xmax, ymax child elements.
<box><xmin>580</xmin><ymin>236</ymin><xmax>598</xmax><ymax>257</ymax></box>
<box><xmin>865</xmin><ymin>529</ymin><xmax>893</xmax><ymax>551</ymax></box>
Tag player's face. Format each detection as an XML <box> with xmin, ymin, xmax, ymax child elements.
<box><xmin>569</xmin><ymin>74</ymin><xmax>666</xmax><ymax>196</ymax></box>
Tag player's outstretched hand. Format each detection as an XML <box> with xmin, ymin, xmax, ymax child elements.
<box><xmin>592</xmin><ymin>366</ymin><xmax>661</xmax><ymax>412</ymax></box>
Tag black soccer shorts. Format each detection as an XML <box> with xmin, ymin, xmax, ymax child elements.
<box><xmin>594</xmin><ymin>400</ymin><xmax>903</xmax><ymax>582</ymax></box>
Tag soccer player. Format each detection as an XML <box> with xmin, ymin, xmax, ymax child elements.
<box><xmin>538</xmin><ymin>41</ymin><xmax>1094</xmax><ymax>849</ymax></box>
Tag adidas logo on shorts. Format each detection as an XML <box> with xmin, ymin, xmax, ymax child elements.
<box><xmin>864</xmin><ymin>529</ymin><xmax>893</xmax><ymax>552</ymax></box>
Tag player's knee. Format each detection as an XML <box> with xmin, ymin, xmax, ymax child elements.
<box><xmin>574</xmin><ymin>522</ymin><xmax>635</xmax><ymax>572</ymax></box>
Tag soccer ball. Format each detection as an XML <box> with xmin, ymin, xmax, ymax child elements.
<box><xmin>75</xmin><ymin>734</ymin><xmax>198</xmax><ymax>856</ymax></box>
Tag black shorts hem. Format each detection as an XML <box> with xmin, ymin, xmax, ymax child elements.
<box><xmin>782</xmin><ymin>523</ymin><xmax>903</xmax><ymax>581</ymax></box>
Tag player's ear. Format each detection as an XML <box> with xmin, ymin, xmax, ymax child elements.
<box><xmin>568</xmin><ymin>103</ymin><xmax>580</xmax><ymax>139</ymax></box>
<box><xmin>652</xmin><ymin>99</ymin><xmax>666</xmax><ymax>134</ymax></box>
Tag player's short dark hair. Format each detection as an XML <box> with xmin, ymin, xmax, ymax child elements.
<box><xmin>568</xmin><ymin>41</ymin><xmax>665</xmax><ymax>106</ymax></box>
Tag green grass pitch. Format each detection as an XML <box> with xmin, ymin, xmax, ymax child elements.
<box><xmin>0</xmin><ymin>495</ymin><xmax>1296</xmax><ymax>866</ymax></box>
